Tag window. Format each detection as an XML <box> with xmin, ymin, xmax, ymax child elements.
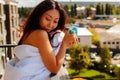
<box><xmin>0</xmin><ymin>22</ymin><xmax>2</xmax><ymax>34</ymax></box>
<box><xmin>11</xmin><ymin>17</ymin><xmax>14</xmax><ymax>27</ymax></box>
<box><xmin>108</xmin><ymin>42</ymin><xmax>110</xmax><ymax>44</ymax></box>
<box><xmin>0</xmin><ymin>41</ymin><xmax>3</xmax><ymax>52</ymax></box>
<box><xmin>112</xmin><ymin>42</ymin><xmax>115</xmax><ymax>44</ymax></box>
<box><xmin>116</xmin><ymin>46</ymin><xmax>119</xmax><ymax>49</ymax></box>
<box><xmin>78</xmin><ymin>38</ymin><xmax>80</xmax><ymax>42</ymax></box>
<box><xmin>0</xmin><ymin>4</ymin><xmax>2</xmax><ymax>15</ymax></box>
<box><xmin>11</xmin><ymin>5</ymin><xmax>13</xmax><ymax>13</ymax></box>
<box><xmin>103</xmin><ymin>42</ymin><xmax>106</xmax><ymax>44</ymax></box>
<box><xmin>12</xmin><ymin>31</ymin><xmax>15</xmax><ymax>41</ymax></box>
<box><xmin>116</xmin><ymin>42</ymin><xmax>119</xmax><ymax>44</ymax></box>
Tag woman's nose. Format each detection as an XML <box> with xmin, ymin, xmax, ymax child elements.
<box><xmin>49</xmin><ymin>21</ymin><xmax>53</xmax><ymax>28</ymax></box>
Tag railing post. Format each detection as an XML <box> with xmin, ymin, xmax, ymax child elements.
<box><xmin>0</xmin><ymin>44</ymin><xmax>17</xmax><ymax>63</ymax></box>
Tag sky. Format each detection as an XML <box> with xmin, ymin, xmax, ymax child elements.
<box><xmin>18</xmin><ymin>0</ymin><xmax>120</xmax><ymax>7</ymax></box>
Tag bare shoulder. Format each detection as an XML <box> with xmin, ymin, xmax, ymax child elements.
<box><xmin>23</xmin><ymin>30</ymin><xmax>49</xmax><ymax>47</ymax></box>
<box><xmin>30</xmin><ymin>30</ymin><xmax>48</xmax><ymax>40</ymax></box>
<box><xmin>32</xmin><ymin>30</ymin><xmax>48</xmax><ymax>36</ymax></box>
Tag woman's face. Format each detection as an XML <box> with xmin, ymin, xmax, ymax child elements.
<box><xmin>40</xmin><ymin>9</ymin><xmax>60</xmax><ymax>32</ymax></box>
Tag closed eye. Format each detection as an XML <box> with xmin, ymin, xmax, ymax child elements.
<box><xmin>54</xmin><ymin>21</ymin><xmax>58</xmax><ymax>23</ymax></box>
<box><xmin>46</xmin><ymin>17</ymin><xmax>51</xmax><ymax>21</ymax></box>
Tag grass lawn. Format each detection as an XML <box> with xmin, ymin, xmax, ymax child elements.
<box><xmin>67</xmin><ymin>68</ymin><xmax>112</xmax><ymax>80</ymax></box>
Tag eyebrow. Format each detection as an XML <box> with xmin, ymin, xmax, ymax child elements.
<box><xmin>46</xmin><ymin>13</ymin><xmax>59</xmax><ymax>20</ymax></box>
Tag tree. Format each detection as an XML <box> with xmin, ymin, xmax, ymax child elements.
<box><xmin>70</xmin><ymin>5</ymin><xmax>74</xmax><ymax>17</ymax></box>
<box><xmin>69</xmin><ymin>44</ymin><xmax>90</xmax><ymax>73</ymax></box>
<box><xmin>116</xmin><ymin>6</ymin><xmax>120</xmax><ymax>15</ymax></box>
<box><xmin>70</xmin><ymin>18</ymin><xmax>76</xmax><ymax>23</ymax></box>
<box><xmin>85</xmin><ymin>6</ymin><xmax>92</xmax><ymax>17</ymax></box>
<box><xmin>98</xmin><ymin>45</ymin><xmax>112</xmax><ymax>73</ymax></box>
<box><xmin>74</xmin><ymin>4</ymin><xmax>77</xmax><ymax>17</ymax></box>
<box><xmin>101</xmin><ymin>4</ymin><xmax>104</xmax><ymax>15</ymax></box>
<box><xmin>70</xmin><ymin>4</ymin><xmax>77</xmax><ymax>18</ymax></box>
<box><xmin>96</xmin><ymin>3</ymin><xmax>103</xmax><ymax>15</ymax></box>
<box><xmin>111</xmin><ymin>4</ymin><xmax>117</xmax><ymax>15</ymax></box>
<box><xmin>88</xmin><ymin>28</ymin><xmax>100</xmax><ymax>47</ymax></box>
<box><xmin>105</xmin><ymin>3</ymin><xmax>112</xmax><ymax>15</ymax></box>
<box><xmin>18</xmin><ymin>7</ymin><xmax>31</xmax><ymax>18</ymax></box>
<box><xmin>114</xmin><ymin>66</ymin><xmax>120</xmax><ymax>79</ymax></box>
<box><xmin>64</xmin><ymin>5</ymin><xmax>69</xmax><ymax>15</ymax></box>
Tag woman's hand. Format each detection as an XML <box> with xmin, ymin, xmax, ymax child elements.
<box><xmin>62</xmin><ymin>28</ymin><xmax>78</xmax><ymax>48</ymax></box>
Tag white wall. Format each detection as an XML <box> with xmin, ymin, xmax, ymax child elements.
<box><xmin>78</xmin><ymin>36</ymin><xmax>92</xmax><ymax>47</ymax></box>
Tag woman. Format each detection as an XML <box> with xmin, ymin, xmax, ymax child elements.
<box><xmin>4</xmin><ymin>0</ymin><xmax>78</xmax><ymax>80</ymax></box>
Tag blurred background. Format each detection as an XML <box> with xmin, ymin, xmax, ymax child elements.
<box><xmin>0</xmin><ymin>0</ymin><xmax>120</xmax><ymax>80</ymax></box>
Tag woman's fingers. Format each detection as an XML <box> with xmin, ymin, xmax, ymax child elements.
<box><xmin>63</xmin><ymin>28</ymin><xmax>79</xmax><ymax>48</ymax></box>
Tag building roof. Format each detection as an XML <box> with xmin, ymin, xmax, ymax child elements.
<box><xmin>70</xmin><ymin>27</ymin><xmax>92</xmax><ymax>36</ymax></box>
<box><xmin>107</xmin><ymin>24</ymin><xmax>120</xmax><ymax>34</ymax></box>
<box><xmin>95</xmin><ymin>28</ymin><xmax>120</xmax><ymax>42</ymax></box>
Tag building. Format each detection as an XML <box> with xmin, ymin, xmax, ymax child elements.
<box><xmin>76</xmin><ymin>6</ymin><xmax>96</xmax><ymax>19</ymax></box>
<box><xmin>70</xmin><ymin>26</ymin><xmax>93</xmax><ymax>47</ymax></box>
<box><xmin>100</xmin><ymin>32</ymin><xmax>120</xmax><ymax>49</ymax></box>
<box><xmin>4</xmin><ymin>0</ymin><xmax>19</xmax><ymax>44</ymax></box>
<box><xmin>0</xmin><ymin>0</ymin><xmax>6</xmax><ymax>45</ymax></box>
<box><xmin>0</xmin><ymin>0</ymin><xmax>19</xmax><ymax>45</ymax></box>
<box><xmin>76</xmin><ymin>6</ymin><xmax>86</xmax><ymax>17</ymax></box>
<box><xmin>77</xmin><ymin>27</ymin><xmax>93</xmax><ymax>47</ymax></box>
<box><xmin>96</xmin><ymin>24</ymin><xmax>120</xmax><ymax>49</ymax></box>
<box><xmin>0</xmin><ymin>0</ymin><xmax>19</xmax><ymax>68</ymax></box>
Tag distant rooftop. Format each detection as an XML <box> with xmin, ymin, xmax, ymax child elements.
<box><xmin>95</xmin><ymin>27</ymin><xmax>120</xmax><ymax>42</ymax></box>
<box><xmin>18</xmin><ymin>0</ymin><xmax>120</xmax><ymax>7</ymax></box>
<box><xmin>77</xmin><ymin>27</ymin><xmax>93</xmax><ymax>36</ymax></box>
<box><xmin>70</xmin><ymin>27</ymin><xmax>92</xmax><ymax>36</ymax></box>
<box><xmin>107</xmin><ymin>24</ymin><xmax>120</xmax><ymax>34</ymax></box>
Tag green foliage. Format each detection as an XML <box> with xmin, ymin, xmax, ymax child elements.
<box><xmin>83</xmin><ymin>45</ymin><xmax>90</xmax><ymax>54</ymax></box>
<box><xmin>70</xmin><ymin>18</ymin><xmax>76</xmax><ymax>23</ymax></box>
<box><xmin>96</xmin><ymin>3</ymin><xmax>103</xmax><ymax>15</ymax></box>
<box><xmin>111</xmin><ymin>4</ymin><xmax>117</xmax><ymax>15</ymax></box>
<box><xmin>88</xmin><ymin>28</ymin><xmax>100</xmax><ymax>47</ymax></box>
<box><xmin>100</xmin><ymin>45</ymin><xmax>112</xmax><ymax>63</ymax></box>
<box><xmin>68</xmin><ymin>44</ymin><xmax>91</xmax><ymax>73</ymax></box>
<box><xmin>98</xmin><ymin>45</ymin><xmax>113</xmax><ymax>74</ymax></box>
<box><xmin>64</xmin><ymin>5</ymin><xmax>69</xmax><ymax>15</ymax></box>
<box><xmin>70</xmin><ymin>5</ymin><xmax>74</xmax><ymax>17</ymax></box>
<box><xmin>86</xmin><ymin>6</ymin><xmax>92</xmax><ymax>17</ymax></box>
<box><xmin>105</xmin><ymin>26</ymin><xmax>112</xmax><ymax>29</ymax></box>
<box><xmin>77</xmin><ymin>15</ymin><xmax>83</xmax><ymax>19</ymax></box>
<box><xmin>18</xmin><ymin>7</ymin><xmax>31</xmax><ymax>18</ymax></box>
<box><xmin>114</xmin><ymin>66</ymin><xmax>120</xmax><ymax>79</ymax></box>
<box><xmin>116</xmin><ymin>6</ymin><xmax>120</xmax><ymax>15</ymax></box>
<box><xmin>70</xmin><ymin>4</ymin><xmax>77</xmax><ymax>17</ymax></box>
<box><xmin>67</xmin><ymin>68</ymin><xmax>112</xmax><ymax>79</ymax></box>
<box><xmin>105</xmin><ymin>3</ymin><xmax>112</xmax><ymax>15</ymax></box>
<box><xmin>66</xmin><ymin>3</ymin><xmax>120</xmax><ymax>18</ymax></box>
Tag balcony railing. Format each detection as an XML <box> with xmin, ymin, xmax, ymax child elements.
<box><xmin>0</xmin><ymin>44</ymin><xmax>17</xmax><ymax>68</ymax></box>
<box><xmin>0</xmin><ymin>44</ymin><xmax>17</xmax><ymax>79</ymax></box>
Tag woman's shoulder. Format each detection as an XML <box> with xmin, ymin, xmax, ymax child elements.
<box><xmin>30</xmin><ymin>30</ymin><xmax>48</xmax><ymax>40</ymax></box>
<box><xmin>28</xmin><ymin>30</ymin><xmax>48</xmax><ymax>39</ymax></box>
<box><xmin>22</xmin><ymin>30</ymin><xmax>48</xmax><ymax>46</ymax></box>
<box><xmin>32</xmin><ymin>29</ymin><xmax>48</xmax><ymax>36</ymax></box>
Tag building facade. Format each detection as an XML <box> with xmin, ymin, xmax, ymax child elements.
<box><xmin>4</xmin><ymin>0</ymin><xmax>19</xmax><ymax>44</ymax></box>
<box><xmin>97</xmin><ymin>24</ymin><xmax>120</xmax><ymax>49</ymax></box>
<box><xmin>77</xmin><ymin>27</ymin><xmax>93</xmax><ymax>47</ymax></box>
<box><xmin>0</xmin><ymin>0</ymin><xmax>6</xmax><ymax>45</ymax></box>
<box><xmin>0</xmin><ymin>0</ymin><xmax>19</xmax><ymax>45</ymax></box>
<box><xmin>70</xmin><ymin>26</ymin><xmax>93</xmax><ymax>47</ymax></box>
<box><xmin>101</xmin><ymin>39</ymin><xmax>120</xmax><ymax>49</ymax></box>
<box><xmin>0</xmin><ymin>0</ymin><xmax>19</xmax><ymax>64</ymax></box>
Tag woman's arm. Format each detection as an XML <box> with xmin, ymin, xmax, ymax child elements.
<box><xmin>24</xmin><ymin>29</ymin><xmax>77</xmax><ymax>73</ymax></box>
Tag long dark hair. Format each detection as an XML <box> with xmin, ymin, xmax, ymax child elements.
<box><xmin>18</xmin><ymin>0</ymin><xmax>69</xmax><ymax>45</ymax></box>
